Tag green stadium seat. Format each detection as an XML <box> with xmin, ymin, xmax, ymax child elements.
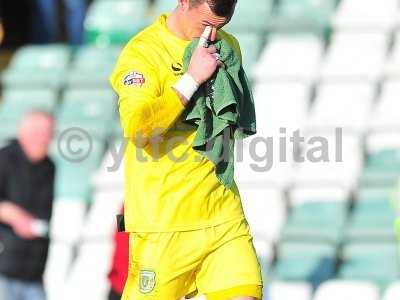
<box><xmin>1</xmin><ymin>45</ymin><xmax>70</xmax><ymax>89</ymax></box>
<box><xmin>359</xmin><ymin>150</ymin><xmax>400</xmax><ymax>187</ymax></box>
<box><xmin>58</xmin><ymin>88</ymin><xmax>116</xmax><ymax>121</ymax></box>
<box><xmin>225</xmin><ymin>0</ymin><xmax>273</xmax><ymax>32</ymax></box>
<box><xmin>67</xmin><ymin>46</ymin><xmax>121</xmax><ymax>87</ymax></box>
<box><xmin>357</xmin><ymin>186</ymin><xmax>395</xmax><ymax>202</ymax></box>
<box><xmin>67</xmin><ymin>69</ymin><xmax>113</xmax><ymax>88</ymax></box>
<box><xmin>57</xmin><ymin>88</ymin><xmax>117</xmax><ymax>139</ymax></box>
<box><xmin>338</xmin><ymin>242</ymin><xmax>400</xmax><ymax>290</ymax></box>
<box><xmin>56</xmin><ymin>121</ymin><xmax>112</xmax><ymax>141</ymax></box>
<box><xmin>71</xmin><ymin>46</ymin><xmax>122</xmax><ymax>70</ymax></box>
<box><xmin>84</xmin><ymin>0</ymin><xmax>150</xmax><ymax>46</ymax></box>
<box><xmin>51</xmin><ymin>138</ymin><xmax>106</xmax><ymax>201</ymax></box>
<box><xmin>272</xmin><ymin>242</ymin><xmax>336</xmax><ymax>288</ymax></box>
<box><xmin>269</xmin><ymin>0</ymin><xmax>337</xmax><ymax>35</ymax></box>
<box><xmin>282</xmin><ymin>201</ymin><xmax>347</xmax><ymax>244</ymax></box>
<box><xmin>351</xmin><ymin>199</ymin><xmax>395</xmax><ymax>225</ymax></box>
<box><xmin>52</xmin><ymin>137</ymin><xmax>105</xmax><ymax>170</ymax></box>
<box><xmin>0</xmin><ymin>89</ymin><xmax>58</xmax><ymax>142</ymax></box>
<box><xmin>368</xmin><ymin>149</ymin><xmax>400</xmax><ymax>170</ymax></box>
<box><xmin>0</xmin><ymin>89</ymin><xmax>57</xmax><ymax>122</ymax></box>
<box><xmin>359</xmin><ymin>169</ymin><xmax>400</xmax><ymax>187</ymax></box>
<box><xmin>6</xmin><ymin>45</ymin><xmax>70</xmax><ymax>70</ymax></box>
<box><xmin>54</xmin><ymin>170</ymin><xmax>93</xmax><ymax>201</ymax></box>
<box><xmin>345</xmin><ymin>199</ymin><xmax>396</xmax><ymax>242</ymax></box>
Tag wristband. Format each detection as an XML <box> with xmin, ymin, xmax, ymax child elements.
<box><xmin>173</xmin><ymin>73</ymin><xmax>200</xmax><ymax>102</ymax></box>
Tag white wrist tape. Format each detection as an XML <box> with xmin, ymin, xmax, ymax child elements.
<box><xmin>173</xmin><ymin>73</ymin><xmax>200</xmax><ymax>101</ymax></box>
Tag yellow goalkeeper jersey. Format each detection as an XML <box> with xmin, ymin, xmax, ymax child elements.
<box><xmin>110</xmin><ymin>14</ymin><xmax>245</xmax><ymax>232</ymax></box>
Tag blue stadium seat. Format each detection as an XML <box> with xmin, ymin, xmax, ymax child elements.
<box><xmin>282</xmin><ymin>201</ymin><xmax>347</xmax><ymax>244</ymax></box>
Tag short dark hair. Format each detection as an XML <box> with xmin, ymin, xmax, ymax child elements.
<box><xmin>190</xmin><ymin>0</ymin><xmax>237</xmax><ymax>17</ymax></box>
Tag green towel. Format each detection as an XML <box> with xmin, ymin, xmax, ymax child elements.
<box><xmin>181</xmin><ymin>37</ymin><xmax>257</xmax><ymax>188</ymax></box>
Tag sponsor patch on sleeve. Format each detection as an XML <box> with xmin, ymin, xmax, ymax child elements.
<box><xmin>123</xmin><ymin>71</ymin><xmax>146</xmax><ymax>87</ymax></box>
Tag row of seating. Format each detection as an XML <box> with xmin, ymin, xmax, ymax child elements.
<box><xmin>240</xmin><ymin>186</ymin><xmax>397</xmax><ymax>240</ymax></box>
<box><xmin>1</xmin><ymin>45</ymin><xmax>120</xmax><ymax>89</ymax></box>
<box><xmin>6</xmin><ymin>78</ymin><xmax>400</xmax><ymax>150</ymax></box>
<box><xmin>84</xmin><ymin>0</ymin><xmax>400</xmax><ymax>57</ymax></box>
<box><xmin>267</xmin><ymin>280</ymin><xmax>400</xmax><ymax>300</ymax></box>
<box><xmin>254</xmin><ymin>31</ymin><xmax>400</xmax><ymax>82</ymax></box>
<box><xmin>239</xmin><ymin>188</ymin><xmax>398</xmax><ymax>295</ymax></box>
<box><xmin>6</xmin><ymin>30</ymin><xmax>400</xmax><ymax>94</ymax></box>
<box><xmin>92</xmin><ymin>0</ymin><xmax>400</xmax><ymax>40</ymax></box>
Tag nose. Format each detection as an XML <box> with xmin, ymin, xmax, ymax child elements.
<box><xmin>210</xmin><ymin>27</ymin><xmax>217</xmax><ymax>42</ymax></box>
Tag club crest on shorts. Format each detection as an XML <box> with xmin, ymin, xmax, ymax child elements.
<box><xmin>123</xmin><ymin>71</ymin><xmax>145</xmax><ymax>87</ymax></box>
<box><xmin>139</xmin><ymin>270</ymin><xmax>156</xmax><ymax>294</ymax></box>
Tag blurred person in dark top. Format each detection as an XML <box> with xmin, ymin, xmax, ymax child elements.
<box><xmin>0</xmin><ymin>0</ymin><xmax>31</xmax><ymax>47</ymax></box>
<box><xmin>108</xmin><ymin>206</ymin><xmax>129</xmax><ymax>300</ymax></box>
<box><xmin>32</xmin><ymin>0</ymin><xmax>87</xmax><ymax>45</ymax></box>
<box><xmin>0</xmin><ymin>111</ymin><xmax>55</xmax><ymax>300</ymax></box>
<box><xmin>0</xmin><ymin>2</ymin><xmax>4</xmax><ymax>44</ymax></box>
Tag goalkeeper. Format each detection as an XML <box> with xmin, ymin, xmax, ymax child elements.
<box><xmin>110</xmin><ymin>1</ymin><xmax>263</xmax><ymax>299</ymax></box>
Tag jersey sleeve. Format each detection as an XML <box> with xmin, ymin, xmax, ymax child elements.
<box><xmin>110</xmin><ymin>41</ymin><xmax>185</xmax><ymax>141</ymax></box>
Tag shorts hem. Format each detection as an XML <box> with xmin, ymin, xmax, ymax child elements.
<box><xmin>205</xmin><ymin>284</ymin><xmax>263</xmax><ymax>300</ymax></box>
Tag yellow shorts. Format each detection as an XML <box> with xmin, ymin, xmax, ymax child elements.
<box><xmin>122</xmin><ymin>218</ymin><xmax>263</xmax><ymax>300</ymax></box>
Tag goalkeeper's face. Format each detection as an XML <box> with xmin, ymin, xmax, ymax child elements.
<box><xmin>183</xmin><ymin>1</ymin><xmax>235</xmax><ymax>41</ymax></box>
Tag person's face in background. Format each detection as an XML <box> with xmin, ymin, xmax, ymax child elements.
<box><xmin>18</xmin><ymin>112</ymin><xmax>54</xmax><ymax>163</ymax></box>
<box><xmin>179</xmin><ymin>0</ymin><xmax>236</xmax><ymax>41</ymax></box>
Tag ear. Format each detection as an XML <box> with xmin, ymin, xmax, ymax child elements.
<box><xmin>178</xmin><ymin>0</ymin><xmax>190</xmax><ymax>11</ymax></box>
